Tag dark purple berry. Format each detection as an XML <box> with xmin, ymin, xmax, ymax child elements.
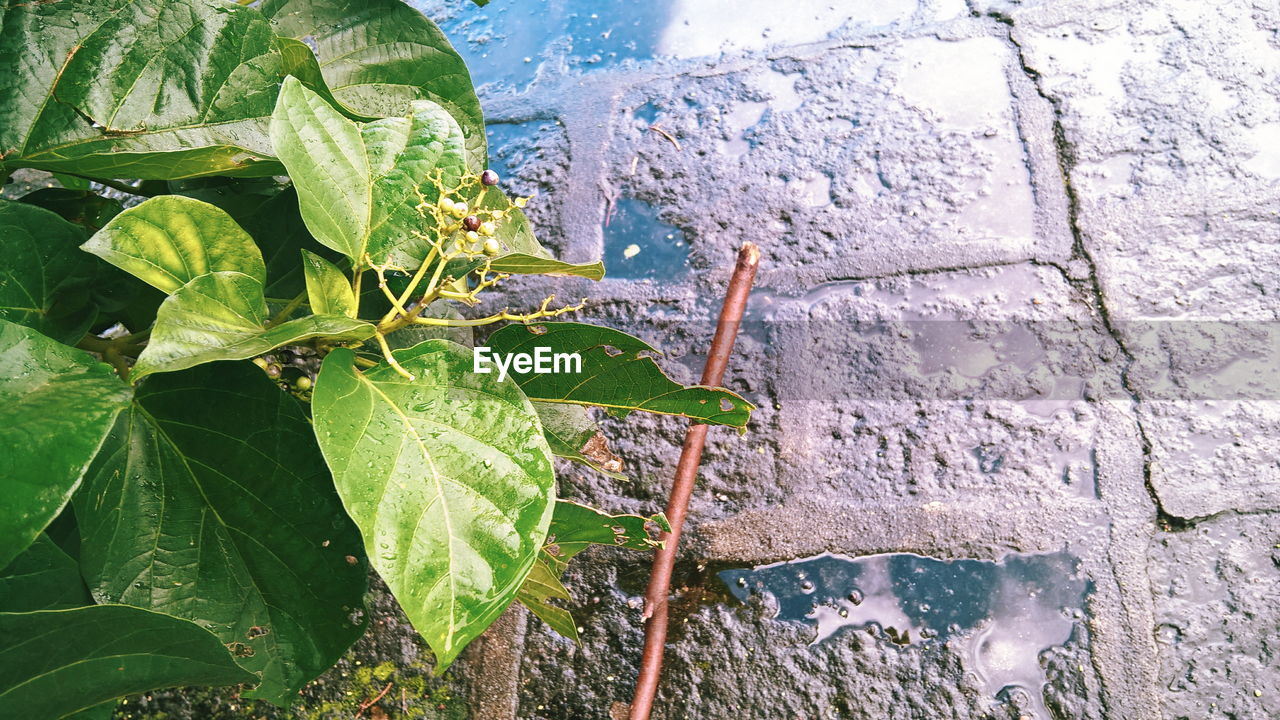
<box><xmin>462</xmin><ymin>215</ymin><xmax>481</xmax><ymax>231</ymax></box>
<box><xmin>480</xmin><ymin>169</ymin><xmax>499</xmax><ymax>186</ymax></box>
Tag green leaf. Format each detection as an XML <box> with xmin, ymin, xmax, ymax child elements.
<box><xmin>132</xmin><ymin>271</ymin><xmax>374</xmax><ymax>383</ymax></box>
<box><xmin>74</xmin><ymin>362</ymin><xmax>369</xmax><ymax>705</ymax></box>
<box><xmin>0</xmin><ymin>605</ymin><xmax>257</xmax><ymax>719</ymax></box>
<box><xmin>19</xmin><ymin>188</ymin><xmax>123</xmax><ymax>233</ymax></box>
<box><xmin>545</xmin><ymin>500</ymin><xmax>668</xmax><ymax>570</ymax></box>
<box><xmin>534</xmin><ymin>402</ymin><xmax>624</xmax><ymax>479</ymax></box>
<box><xmin>0</xmin><ymin>0</ymin><xmax>291</xmax><ymax>179</ymax></box>
<box><xmin>0</xmin><ymin>200</ymin><xmax>97</xmax><ymax>344</ymax></box>
<box><xmin>0</xmin><ymin>320</ymin><xmax>131</xmax><ymax>569</ymax></box>
<box><xmin>65</xmin><ymin>701</ymin><xmax>118</xmax><ymax>720</ymax></box>
<box><xmin>82</xmin><ymin>196</ymin><xmax>266</xmax><ymax>295</ymax></box>
<box><xmin>303</xmin><ymin>250</ymin><xmax>356</xmax><ymax>318</ymax></box>
<box><xmin>515</xmin><ymin>559</ymin><xmax>578</xmax><ymax>644</ymax></box>
<box><xmin>52</xmin><ymin>174</ymin><xmax>91</xmax><ymax>191</ymax></box>
<box><xmin>490</xmin><ymin>253</ymin><xmax>606</xmax><ymax>281</ymax></box>
<box><xmin>312</xmin><ymin>342</ymin><xmax>556</xmax><ymax>669</ymax></box>
<box><xmin>269</xmin><ymin>76</ymin><xmax>468</xmax><ymax>265</ymax></box>
<box><xmin>0</xmin><ymin>535</ymin><xmax>92</xmax><ymax>613</ymax></box>
<box><xmin>167</xmin><ymin>178</ymin><xmax>328</xmax><ymax>299</ymax></box>
<box><xmin>260</xmin><ymin>0</ymin><xmax>487</xmax><ymax>170</ymax></box>
<box><xmin>518</xmin><ymin>501</ymin><xmax>668</xmax><ymax>642</ymax></box>
<box><xmin>486</xmin><ymin>322</ymin><xmax>755</xmax><ymax>427</ymax></box>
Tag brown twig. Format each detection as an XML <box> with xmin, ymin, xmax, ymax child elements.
<box><xmin>355</xmin><ymin>680</ymin><xmax>393</xmax><ymax>719</ymax></box>
<box><xmin>628</xmin><ymin>242</ymin><xmax>760</xmax><ymax>720</ymax></box>
<box><xmin>647</xmin><ymin>124</ymin><xmax>682</xmax><ymax>151</ymax></box>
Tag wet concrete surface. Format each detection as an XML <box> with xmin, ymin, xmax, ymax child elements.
<box><xmin>433</xmin><ymin>0</ymin><xmax>1278</xmax><ymax>717</ymax></box>
<box><xmin>14</xmin><ymin>0</ymin><xmax>1269</xmax><ymax>717</ymax></box>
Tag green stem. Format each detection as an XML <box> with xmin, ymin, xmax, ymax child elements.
<box><xmin>77</xmin><ymin>335</ymin><xmax>140</xmax><ymax>381</ymax></box>
<box><xmin>265</xmin><ymin>291</ymin><xmax>307</xmax><ymax>328</ymax></box>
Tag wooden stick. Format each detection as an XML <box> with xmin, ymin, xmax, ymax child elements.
<box><xmin>629</xmin><ymin>242</ymin><xmax>760</xmax><ymax>720</ymax></box>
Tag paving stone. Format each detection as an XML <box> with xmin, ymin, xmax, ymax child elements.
<box><xmin>1149</xmin><ymin>514</ymin><xmax>1280</xmax><ymax>720</ymax></box>
<box><xmin>597</xmin><ymin>35</ymin><xmax>1071</xmax><ymax>293</ymax></box>
<box><xmin>1005</xmin><ymin>0</ymin><xmax>1280</xmax><ymax>519</ymax></box>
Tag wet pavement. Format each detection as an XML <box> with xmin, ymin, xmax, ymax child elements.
<box><xmin>421</xmin><ymin>0</ymin><xmax>1280</xmax><ymax>717</ymax></box>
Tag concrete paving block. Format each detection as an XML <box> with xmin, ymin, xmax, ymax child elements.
<box><xmin>1149</xmin><ymin>514</ymin><xmax>1280</xmax><ymax>720</ymax></box>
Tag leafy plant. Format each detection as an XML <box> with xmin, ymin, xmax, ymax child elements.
<box><xmin>0</xmin><ymin>0</ymin><xmax>752</xmax><ymax>716</ymax></box>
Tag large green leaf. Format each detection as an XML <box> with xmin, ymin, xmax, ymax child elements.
<box><xmin>132</xmin><ymin>271</ymin><xmax>373</xmax><ymax>382</ymax></box>
<box><xmin>486</xmin><ymin>322</ymin><xmax>755</xmax><ymax>427</ymax></box>
<box><xmin>269</xmin><ymin>76</ymin><xmax>467</xmax><ymax>265</ymax></box>
<box><xmin>0</xmin><ymin>605</ymin><xmax>256</xmax><ymax>719</ymax></box>
<box><xmin>0</xmin><ymin>320</ymin><xmax>131</xmax><ymax>569</ymax></box>
<box><xmin>0</xmin><ymin>535</ymin><xmax>91</xmax><ymax>612</ymax></box>
<box><xmin>312</xmin><ymin>342</ymin><xmax>555</xmax><ymax>669</ymax></box>
<box><xmin>0</xmin><ymin>0</ymin><xmax>293</xmax><ymax>179</ymax></box>
<box><xmin>260</xmin><ymin>0</ymin><xmax>487</xmax><ymax>170</ymax></box>
<box><xmin>0</xmin><ymin>200</ymin><xmax>96</xmax><ymax>344</ymax></box>
<box><xmin>74</xmin><ymin>362</ymin><xmax>369</xmax><ymax>705</ymax></box>
<box><xmin>81</xmin><ymin>196</ymin><xmax>266</xmax><ymax>295</ymax></box>
<box><xmin>533</xmin><ymin>402</ymin><xmax>624</xmax><ymax>479</ymax></box>
<box><xmin>303</xmin><ymin>250</ymin><xmax>356</xmax><ymax>318</ymax></box>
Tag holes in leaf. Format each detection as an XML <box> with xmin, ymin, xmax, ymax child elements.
<box><xmin>720</xmin><ymin>397</ymin><xmax>735</xmax><ymax>412</ymax></box>
<box><xmin>246</xmin><ymin>626</ymin><xmax>270</xmax><ymax>640</ymax></box>
<box><xmin>227</xmin><ymin>642</ymin><xmax>255</xmax><ymax>658</ymax></box>
<box><xmin>529</xmin><ymin>324</ymin><xmax>548</xmax><ymax>335</ymax></box>
<box><xmin>602</xmin><ymin>345</ymin><xmax>623</xmax><ymax>357</ymax></box>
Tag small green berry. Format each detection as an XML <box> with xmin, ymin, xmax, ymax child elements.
<box><xmin>479</xmin><ymin>221</ymin><xmax>497</xmax><ymax>236</ymax></box>
<box><xmin>294</xmin><ymin>375</ymin><xmax>312</xmax><ymax>391</ymax></box>
<box><xmin>483</xmin><ymin>238</ymin><xmax>500</xmax><ymax>256</ymax></box>
<box><xmin>450</xmin><ymin>201</ymin><xmax>468</xmax><ymax>218</ymax></box>
<box><xmin>438</xmin><ymin>197</ymin><xmax>455</xmax><ymax>213</ymax></box>
<box><xmin>466</xmin><ymin>230</ymin><xmax>480</xmax><ymax>243</ymax></box>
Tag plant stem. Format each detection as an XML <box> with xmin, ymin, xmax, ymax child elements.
<box><xmin>629</xmin><ymin>242</ymin><xmax>760</xmax><ymax>720</ymax></box>
<box><xmin>265</xmin><ymin>291</ymin><xmax>307</xmax><ymax>328</ymax></box>
<box><xmin>77</xmin><ymin>335</ymin><xmax>142</xmax><ymax>382</ymax></box>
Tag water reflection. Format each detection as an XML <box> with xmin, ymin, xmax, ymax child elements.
<box><xmin>411</xmin><ymin>0</ymin><xmax>901</xmax><ymax>92</ymax></box>
<box><xmin>720</xmin><ymin>551</ymin><xmax>1089</xmax><ymax>719</ymax></box>
<box><xmin>603</xmin><ymin>197</ymin><xmax>690</xmax><ymax>279</ymax></box>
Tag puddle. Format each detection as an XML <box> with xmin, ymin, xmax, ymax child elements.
<box><xmin>658</xmin><ymin>0</ymin><xmax>919</xmax><ymax>59</ymax></box>
<box><xmin>716</xmin><ymin>100</ymin><xmax>767</xmax><ymax>157</ymax></box>
<box><xmin>787</xmin><ymin>174</ymin><xmax>832</xmax><ymax>207</ymax></box>
<box><xmin>1242</xmin><ymin>122</ymin><xmax>1280</xmax><ymax>179</ymax></box>
<box><xmin>416</xmin><ymin>0</ymin><xmax>933</xmax><ymax>93</ymax></box>
<box><xmin>755</xmin><ymin>69</ymin><xmax>804</xmax><ymax>112</ymax></box>
<box><xmin>720</xmin><ymin>551</ymin><xmax>1090</xmax><ymax>720</ymax></box>
<box><xmin>603</xmin><ymin>197</ymin><xmax>690</xmax><ymax>279</ymax></box>
<box><xmin>413</xmin><ymin>0</ymin><xmax>678</xmax><ymax>91</ymax></box>
<box><xmin>484</xmin><ymin>121</ymin><xmax>559</xmax><ymax>191</ymax></box>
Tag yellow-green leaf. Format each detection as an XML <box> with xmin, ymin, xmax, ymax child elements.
<box><xmin>302</xmin><ymin>250</ymin><xmax>356</xmax><ymax>318</ymax></box>
<box><xmin>132</xmin><ymin>271</ymin><xmax>373</xmax><ymax>382</ymax></box>
<box><xmin>81</xmin><ymin>196</ymin><xmax>266</xmax><ymax>295</ymax></box>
